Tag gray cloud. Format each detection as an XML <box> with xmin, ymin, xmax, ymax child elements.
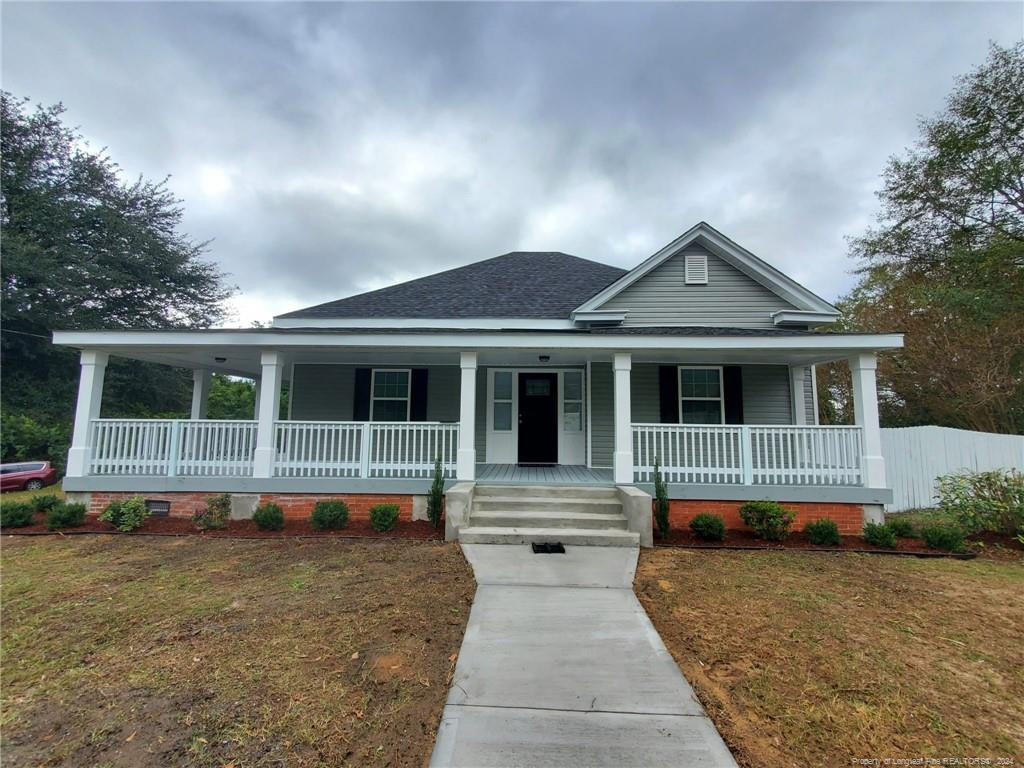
<box><xmin>3</xmin><ymin>1</ymin><xmax>1021</xmax><ymax>324</ymax></box>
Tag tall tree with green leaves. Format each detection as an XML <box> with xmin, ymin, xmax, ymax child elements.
<box><xmin>1</xmin><ymin>93</ymin><xmax>234</xmax><ymax>468</ymax></box>
<box><xmin>819</xmin><ymin>42</ymin><xmax>1024</xmax><ymax>434</ymax></box>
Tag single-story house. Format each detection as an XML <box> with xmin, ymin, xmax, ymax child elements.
<box><xmin>54</xmin><ymin>222</ymin><xmax>902</xmax><ymax>546</ymax></box>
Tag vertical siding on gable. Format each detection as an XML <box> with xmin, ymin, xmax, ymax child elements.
<box><xmin>290</xmin><ymin>364</ymin><xmax>460</xmax><ymax>423</ymax></box>
<box><xmin>599</xmin><ymin>245</ymin><xmax>798</xmax><ymax>328</ymax></box>
<box><xmin>589</xmin><ymin>362</ymin><xmax>614</xmax><ymax>467</ymax></box>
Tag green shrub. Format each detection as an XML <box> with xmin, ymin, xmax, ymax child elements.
<box><xmin>804</xmin><ymin>518</ymin><xmax>841</xmax><ymax>546</ymax></box>
<box><xmin>689</xmin><ymin>513</ymin><xmax>725</xmax><ymax>541</ymax></box>
<box><xmin>427</xmin><ymin>456</ymin><xmax>444</xmax><ymax>528</ymax></box>
<box><xmin>921</xmin><ymin>523</ymin><xmax>966</xmax><ymax>552</ymax></box>
<box><xmin>739</xmin><ymin>500</ymin><xmax>795</xmax><ymax>541</ymax></box>
<box><xmin>99</xmin><ymin>496</ymin><xmax>150</xmax><ymax>532</ymax></box>
<box><xmin>46</xmin><ymin>502</ymin><xmax>86</xmax><ymax>530</ymax></box>
<box><xmin>0</xmin><ymin>502</ymin><xmax>35</xmax><ymax>528</ymax></box>
<box><xmin>253</xmin><ymin>502</ymin><xmax>284</xmax><ymax>531</ymax></box>
<box><xmin>311</xmin><ymin>500</ymin><xmax>349</xmax><ymax>530</ymax></box>
<box><xmin>863</xmin><ymin>521</ymin><xmax>897</xmax><ymax>548</ymax></box>
<box><xmin>887</xmin><ymin>516</ymin><xmax>916</xmax><ymax>538</ymax></box>
<box><xmin>29</xmin><ymin>494</ymin><xmax>61</xmax><ymax>514</ymax></box>
<box><xmin>369</xmin><ymin>503</ymin><xmax>401</xmax><ymax>532</ymax></box>
<box><xmin>194</xmin><ymin>493</ymin><xmax>231</xmax><ymax>530</ymax></box>
<box><xmin>653</xmin><ymin>459</ymin><xmax>670</xmax><ymax>539</ymax></box>
<box><xmin>937</xmin><ymin>469</ymin><xmax>1024</xmax><ymax>537</ymax></box>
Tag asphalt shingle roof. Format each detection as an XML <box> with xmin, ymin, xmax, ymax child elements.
<box><xmin>276</xmin><ymin>252</ymin><xmax>627</xmax><ymax>320</ymax></box>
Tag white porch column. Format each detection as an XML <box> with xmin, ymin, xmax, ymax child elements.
<box><xmin>613</xmin><ymin>352</ymin><xmax>633</xmax><ymax>484</ymax></box>
<box><xmin>190</xmin><ymin>369</ymin><xmax>212</xmax><ymax>420</ymax></box>
<box><xmin>253</xmin><ymin>377</ymin><xmax>262</xmax><ymax>419</ymax></box>
<box><xmin>66</xmin><ymin>350</ymin><xmax>109</xmax><ymax>477</ymax></box>
<box><xmin>789</xmin><ymin>366</ymin><xmax>807</xmax><ymax>425</ymax></box>
<box><xmin>253</xmin><ymin>351</ymin><xmax>284</xmax><ymax>478</ymax></box>
<box><xmin>849</xmin><ymin>352</ymin><xmax>886</xmax><ymax>488</ymax></box>
<box><xmin>456</xmin><ymin>351</ymin><xmax>477</xmax><ymax>481</ymax></box>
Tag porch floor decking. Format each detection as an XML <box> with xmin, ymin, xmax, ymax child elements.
<box><xmin>476</xmin><ymin>464</ymin><xmax>614</xmax><ymax>485</ymax></box>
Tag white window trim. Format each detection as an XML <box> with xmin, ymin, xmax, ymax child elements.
<box><xmin>678</xmin><ymin>365</ymin><xmax>725</xmax><ymax>425</ymax></box>
<box><xmin>370</xmin><ymin>368</ymin><xmax>412</xmax><ymax>422</ymax></box>
<box><xmin>562</xmin><ymin>370</ymin><xmax>584</xmax><ymax>433</ymax></box>
<box><xmin>492</xmin><ymin>370</ymin><xmax>514</xmax><ymax>432</ymax></box>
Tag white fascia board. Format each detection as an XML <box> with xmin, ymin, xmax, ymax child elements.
<box><xmin>771</xmin><ymin>310</ymin><xmax>841</xmax><ymax>327</ymax></box>
<box><xmin>570</xmin><ymin>310</ymin><xmax>628</xmax><ymax>324</ymax></box>
<box><xmin>574</xmin><ymin>221</ymin><xmax>839</xmax><ymax>315</ymax></box>
<box><xmin>52</xmin><ymin>329</ymin><xmax>904</xmax><ymax>353</ymax></box>
<box><xmin>272</xmin><ymin>316</ymin><xmax>576</xmax><ymax>330</ymax></box>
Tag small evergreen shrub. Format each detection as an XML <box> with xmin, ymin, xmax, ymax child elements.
<box><xmin>937</xmin><ymin>469</ymin><xmax>1024</xmax><ymax>537</ymax></box>
<box><xmin>194</xmin><ymin>493</ymin><xmax>231</xmax><ymax>530</ymax></box>
<box><xmin>653</xmin><ymin>459</ymin><xmax>670</xmax><ymax>539</ymax></box>
<box><xmin>863</xmin><ymin>521</ymin><xmax>897</xmax><ymax>548</ymax></box>
<box><xmin>739</xmin><ymin>500</ymin><xmax>795</xmax><ymax>541</ymax></box>
<box><xmin>99</xmin><ymin>496</ymin><xmax>150</xmax><ymax>532</ymax></box>
<box><xmin>887</xmin><ymin>516</ymin><xmax>916</xmax><ymax>538</ymax></box>
<box><xmin>804</xmin><ymin>518</ymin><xmax>841</xmax><ymax>546</ymax></box>
<box><xmin>311</xmin><ymin>500</ymin><xmax>349</xmax><ymax>530</ymax></box>
<box><xmin>920</xmin><ymin>523</ymin><xmax>966</xmax><ymax>552</ymax></box>
<box><xmin>46</xmin><ymin>502</ymin><xmax>86</xmax><ymax>530</ymax></box>
<box><xmin>30</xmin><ymin>494</ymin><xmax>61</xmax><ymax>514</ymax></box>
<box><xmin>427</xmin><ymin>456</ymin><xmax>444</xmax><ymax>529</ymax></box>
<box><xmin>689</xmin><ymin>513</ymin><xmax>725</xmax><ymax>541</ymax></box>
<box><xmin>369</xmin><ymin>503</ymin><xmax>401</xmax><ymax>532</ymax></box>
<box><xmin>0</xmin><ymin>502</ymin><xmax>35</xmax><ymax>528</ymax></box>
<box><xmin>253</xmin><ymin>502</ymin><xmax>284</xmax><ymax>531</ymax></box>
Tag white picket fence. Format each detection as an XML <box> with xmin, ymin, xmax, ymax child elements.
<box><xmin>881</xmin><ymin>426</ymin><xmax>1024</xmax><ymax>511</ymax></box>
<box><xmin>632</xmin><ymin>424</ymin><xmax>864</xmax><ymax>486</ymax></box>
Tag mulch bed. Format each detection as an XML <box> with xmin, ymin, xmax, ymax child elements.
<box><xmin>5</xmin><ymin>512</ymin><xmax>443</xmax><ymax>539</ymax></box>
<box><xmin>655</xmin><ymin>527</ymin><xmax>1022</xmax><ymax>558</ymax></box>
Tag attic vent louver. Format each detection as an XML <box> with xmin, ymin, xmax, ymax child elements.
<box><xmin>684</xmin><ymin>252</ymin><xmax>708</xmax><ymax>285</ymax></box>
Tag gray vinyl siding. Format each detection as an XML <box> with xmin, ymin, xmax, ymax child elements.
<box><xmin>630</xmin><ymin>364</ymin><xmax>661</xmax><ymax>422</ymax></box>
<box><xmin>598</xmin><ymin>245</ymin><xmax>798</xmax><ymax>328</ymax></box>
<box><xmin>589</xmin><ymin>362</ymin><xmax>614</xmax><ymax>467</ymax></box>
<box><xmin>475</xmin><ymin>367</ymin><xmax>487</xmax><ymax>456</ymax></box>
<box><xmin>803</xmin><ymin>365</ymin><xmax>816</xmax><ymax>424</ymax></box>
<box><xmin>290</xmin><ymin>364</ymin><xmax>460</xmax><ymax>422</ymax></box>
<box><xmin>741</xmin><ymin>365</ymin><xmax>792</xmax><ymax>424</ymax></box>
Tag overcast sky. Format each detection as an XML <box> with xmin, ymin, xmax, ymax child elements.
<box><xmin>3</xmin><ymin>2</ymin><xmax>1022</xmax><ymax>325</ymax></box>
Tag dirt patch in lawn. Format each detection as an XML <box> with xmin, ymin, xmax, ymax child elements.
<box><xmin>636</xmin><ymin>549</ymin><xmax>1024</xmax><ymax>767</ymax></box>
<box><xmin>6</xmin><ymin>512</ymin><xmax>442</xmax><ymax>539</ymax></box>
<box><xmin>1</xmin><ymin>536</ymin><xmax>475</xmax><ymax>767</ymax></box>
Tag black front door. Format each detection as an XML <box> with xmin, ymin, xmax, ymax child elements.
<box><xmin>518</xmin><ymin>373</ymin><xmax>558</xmax><ymax>465</ymax></box>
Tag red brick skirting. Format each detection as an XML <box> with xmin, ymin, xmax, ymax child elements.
<box><xmin>665</xmin><ymin>499</ymin><xmax>865</xmax><ymax>534</ymax></box>
<box><xmin>87</xmin><ymin>492</ymin><xmax>416</xmax><ymax>522</ymax></box>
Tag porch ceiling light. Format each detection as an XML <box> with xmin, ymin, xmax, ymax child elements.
<box><xmin>215</xmin><ymin>356</ymin><xmax>227</xmax><ymax>363</ymax></box>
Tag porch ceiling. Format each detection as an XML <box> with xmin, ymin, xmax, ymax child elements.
<box><xmin>52</xmin><ymin>328</ymin><xmax>903</xmax><ymax>375</ymax></box>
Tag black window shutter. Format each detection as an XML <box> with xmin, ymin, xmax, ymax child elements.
<box><xmin>658</xmin><ymin>366</ymin><xmax>679</xmax><ymax>423</ymax></box>
<box><xmin>410</xmin><ymin>369</ymin><xmax>428</xmax><ymax>421</ymax></box>
<box><xmin>353</xmin><ymin>368</ymin><xmax>371</xmax><ymax>420</ymax></box>
<box><xmin>723</xmin><ymin>366</ymin><xmax>744</xmax><ymax>424</ymax></box>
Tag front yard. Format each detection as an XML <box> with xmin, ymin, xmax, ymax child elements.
<box><xmin>0</xmin><ymin>536</ymin><xmax>475</xmax><ymax>767</ymax></box>
<box><xmin>636</xmin><ymin>549</ymin><xmax>1024</xmax><ymax>767</ymax></box>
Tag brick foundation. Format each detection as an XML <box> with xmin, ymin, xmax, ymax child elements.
<box><xmin>87</xmin><ymin>492</ymin><xmax>416</xmax><ymax>522</ymax></box>
<box><xmin>665</xmin><ymin>499</ymin><xmax>865</xmax><ymax>535</ymax></box>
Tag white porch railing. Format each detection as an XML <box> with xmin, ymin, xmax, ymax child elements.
<box><xmin>89</xmin><ymin>419</ymin><xmax>257</xmax><ymax>477</ymax></box>
<box><xmin>633</xmin><ymin>424</ymin><xmax>864</xmax><ymax>486</ymax></box>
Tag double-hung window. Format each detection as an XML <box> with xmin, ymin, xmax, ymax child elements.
<box><xmin>562</xmin><ymin>371</ymin><xmax>583</xmax><ymax>432</ymax></box>
<box><xmin>492</xmin><ymin>371</ymin><xmax>513</xmax><ymax>431</ymax></box>
<box><xmin>371</xmin><ymin>369</ymin><xmax>410</xmax><ymax>421</ymax></box>
<box><xmin>679</xmin><ymin>366</ymin><xmax>724</xmax><ymax>424</ymax></box>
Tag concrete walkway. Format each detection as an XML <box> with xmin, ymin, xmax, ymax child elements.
<box><xmin>430</xmin><ymin>544</ymin><xmax>738</xmax><ymax>768</ymax></box>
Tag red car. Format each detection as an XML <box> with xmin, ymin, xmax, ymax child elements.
<box><xmin>1</xmin><ymin>461</ymin><xmax>59</xmax><ymax>492</ymax></box>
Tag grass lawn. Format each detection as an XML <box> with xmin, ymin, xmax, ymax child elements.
<box><xmin>2</xmin><ymin>483</ymin><xmax>66</xmax><ymax>505</ymax></box>
<box><xmin>636</xmin><ymin>549</ymin><xmax>1024</xmax><ymax>767</ymax></box>
<box><xmin>1</xmin><ymin>536</ymin><xmax>475</xmax><ymax>767</ymax></box>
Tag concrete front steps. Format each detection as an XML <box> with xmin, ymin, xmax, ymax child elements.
<box><xmin>458</xmin><ymin>484</ymin><xmax>640</xmax><ymax>547</ymax></box>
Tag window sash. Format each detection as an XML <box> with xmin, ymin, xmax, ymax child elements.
<box><xmin>563</xmin><ymin>371</ymin><xmax>583</xmax><ymax>432</ymax></box>
<box><xmin>492</xmin><ymin>371</ymin><xmax>513</xmax><ymax>432</ymax></box>
<box><xmin>370</xmin><ymin>369</ymin><xmax>411</xmax><ymax>422</ymax></box>
<box><xmin>678</xmin><ymin>366</ymin><xmax>725</xmax><ymax>425</ymax></box>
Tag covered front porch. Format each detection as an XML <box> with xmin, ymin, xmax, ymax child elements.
<box><xmin>54</xmin><ymin>328</ymin><xmax>899</xmax><ymax>501</ymax></box>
